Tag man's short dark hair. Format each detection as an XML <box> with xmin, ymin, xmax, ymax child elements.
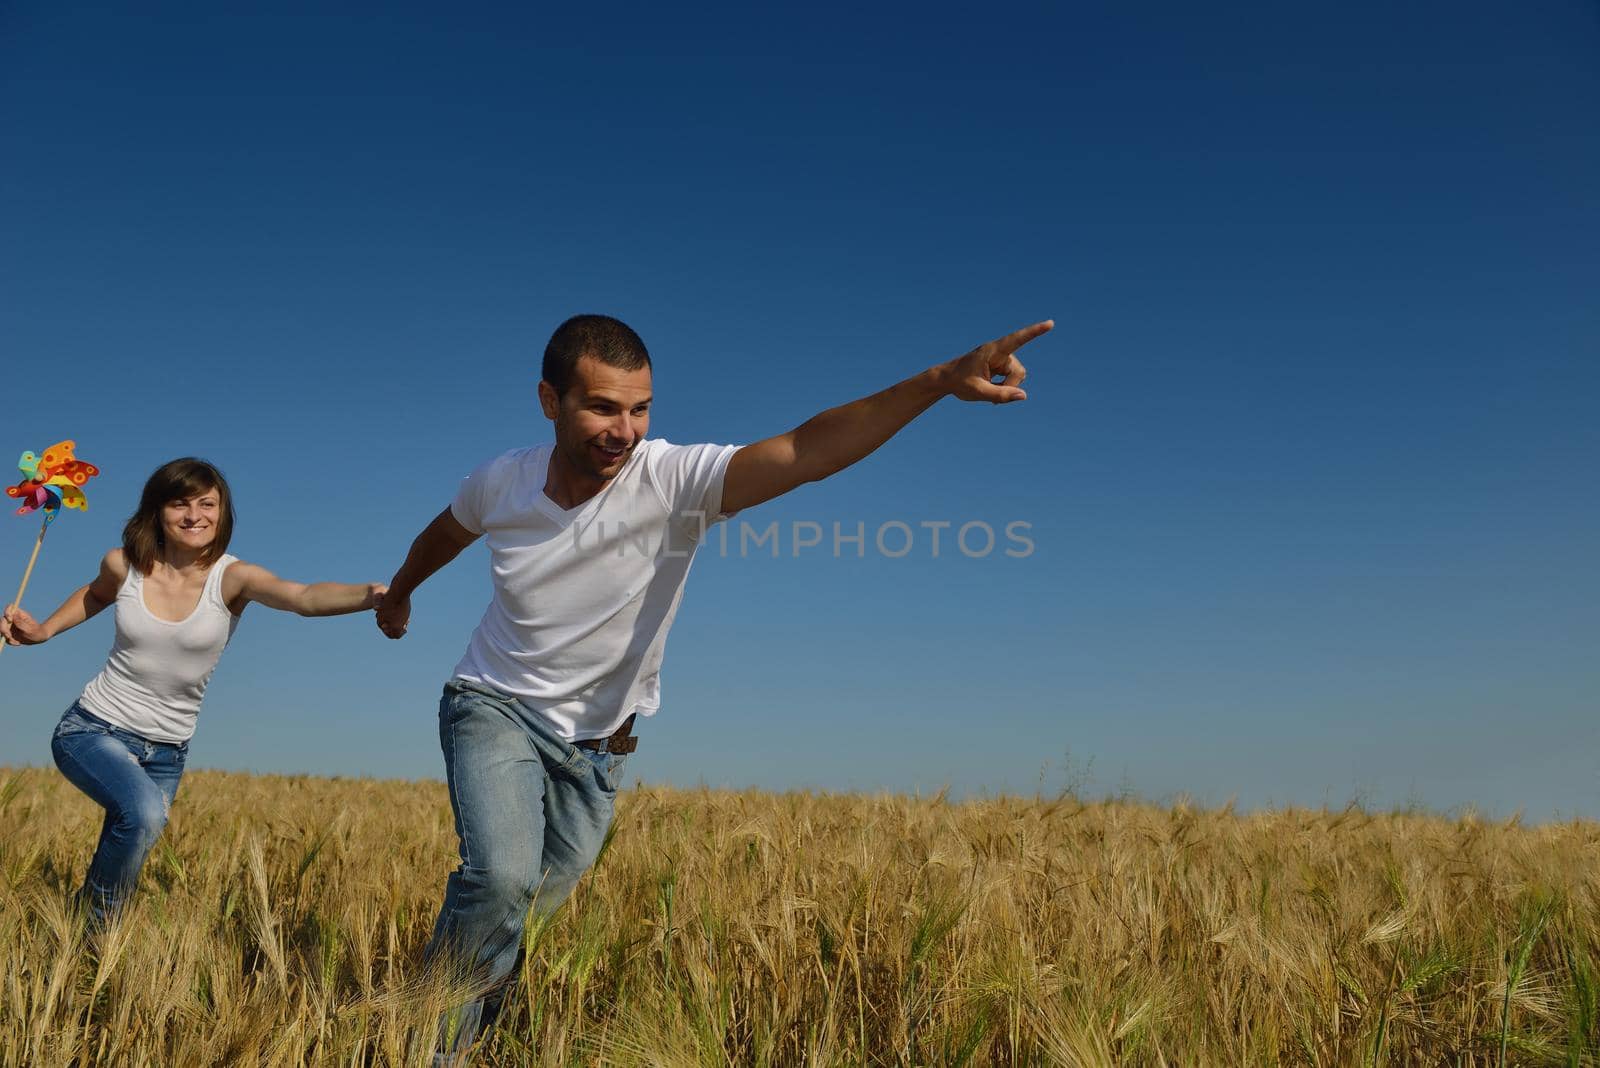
<box><xmin>542</xmin><ymin>314</ymin><xmax>651</xmax><ymax>399</ymax></box>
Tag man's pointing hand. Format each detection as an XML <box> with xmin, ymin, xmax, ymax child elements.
<box><xmin>941</xmin><ymin>320</ymin><xmax>1052</xmax><ymax>404</ymax></box>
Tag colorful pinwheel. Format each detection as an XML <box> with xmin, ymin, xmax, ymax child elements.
<box><xmin>3</xmin><ymin>439</ymin><xmax>101</xmax><ymax>657</ymax></box>
<box><xmin>7</xmin><ymin>440</ymin><xmax>99</xmax><ymax>516</ymax></box>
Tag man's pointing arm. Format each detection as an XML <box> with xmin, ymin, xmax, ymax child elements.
<box><xmin>719</xmin><ymin>320</ymin><xmax>1052</xmax><ymax>515</ymax></box>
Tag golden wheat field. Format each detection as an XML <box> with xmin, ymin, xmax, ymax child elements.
<box><xmin>1</xmin><ymin>767</ymin><xmax>1597</xmax><ymax>1066</ymax></box>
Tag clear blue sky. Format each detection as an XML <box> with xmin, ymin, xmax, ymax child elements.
<box><xmin>2</xmin><ymin>2</ymin><xmax>1596</xmax><ymax>818</ymax></box>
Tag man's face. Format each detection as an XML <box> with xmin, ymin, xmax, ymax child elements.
<box><xmin>540</xmin><ymin>355</ymin><xmax>653</xmax><ymax>482</ymax></box>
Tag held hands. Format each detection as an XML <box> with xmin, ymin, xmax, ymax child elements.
<box><xmin>940</xmin><ymin>320</ymin><xmax>1052</xmax><ymax>404</ymax></box>
<box><xmin>375</xmin><ymin>591</ymin><xmax>410</xmax><ymax>640</ymax></box>
<box><xmin>363</xmin><ymin>583</ymin><xmax>387</xmax><ymax>611</ymax></box>
<box><xmin>0</xmin><ymin>604</ymin><xmax>48</xmax><ymax>647</ymax></box>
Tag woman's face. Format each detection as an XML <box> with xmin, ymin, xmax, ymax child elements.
<box><xmin>161</xmin><ymin>487</ymin><xmax>221</xmax><ymax>554</ymax></box>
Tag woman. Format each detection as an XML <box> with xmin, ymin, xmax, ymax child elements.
<box><xmin>0</xmin><ymin>457</ymin><xmax>384</xmax><ymax>922</ymax></box>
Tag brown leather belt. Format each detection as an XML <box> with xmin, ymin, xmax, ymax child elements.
<box><xmin>573</xmin><ymin>713</ymin><xmax>637</xmax><ymax>755</ymax></box>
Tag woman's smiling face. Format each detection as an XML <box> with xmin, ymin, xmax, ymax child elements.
<box><xmin>161</xmin><ymin>488</ymin><xmax>222</xmax><ymax>553</ymax></box>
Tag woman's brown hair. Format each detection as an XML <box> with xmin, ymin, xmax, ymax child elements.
<box><xmin>121</xmin><ymin>459</ymin><xmax>236</xmax><ymax>574</ymax></box>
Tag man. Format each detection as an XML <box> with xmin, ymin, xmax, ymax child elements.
<box><xmin>377</xmin><ymin>312</ymin><xmax>1049</xmax><ymax>1057</ymax></box>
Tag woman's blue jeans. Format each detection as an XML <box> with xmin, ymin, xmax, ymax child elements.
<box><xmin>425</xmin><ymin>679</ymin><xmax>629</xmax><ymax>1058</ymax></box>
<box><xmin>50</xmin><ymin>702</ymin><xmax>187</xmax><ymax>924</ymax></box>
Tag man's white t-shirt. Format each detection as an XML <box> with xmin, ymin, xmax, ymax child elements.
<box><xmin>449</xmin><ymin>438</ymin><xmax>738</xmax><ymax>741</ymax></box>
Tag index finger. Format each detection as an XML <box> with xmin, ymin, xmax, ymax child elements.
<box><xmin>991</xmin><ymin>319</ymin><xmax>1053</xmax><ymax>353</ymax></box>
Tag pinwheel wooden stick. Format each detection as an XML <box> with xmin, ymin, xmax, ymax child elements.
<box><xmin>6</xmin><ymin>514</ymin><xmax>50</xmax><ymax>636</ymax></box>
<box><xmin>3</xmin><ymin>439</ymin><xmax>100</xmax><ymax>658</ymax></box>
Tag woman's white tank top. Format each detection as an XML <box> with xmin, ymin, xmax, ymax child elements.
<box><xmin>78</xmin><ymin>555</ymin><xmax>241</xmax><ymax>744</ymax></box>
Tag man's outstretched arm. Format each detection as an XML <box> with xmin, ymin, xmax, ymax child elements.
<box><xmin>720</xmin><ymin>320</ymin><xmax>1051</xmax><ymax>514</ymax></box>
<box><xmin>376</xmin><ymin>507</ymin><xmax>480</xmax><ymax>639</ymax></box>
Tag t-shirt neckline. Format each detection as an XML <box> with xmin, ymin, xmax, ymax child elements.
<box><xmin>532</xmin><ymin>442</ymin><xmax>639</xmax><ymax>524</ymax></box>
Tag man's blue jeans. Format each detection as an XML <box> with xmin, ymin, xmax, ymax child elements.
<box><xmin>425</xmin><ymin>679</ymin><xmax>628</xmax><ymax>1055</ymax></box>
<box><xmin>49</xmin><ymin>702</ymin><xmax>187</xmax><ymax>924</ymax></box>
